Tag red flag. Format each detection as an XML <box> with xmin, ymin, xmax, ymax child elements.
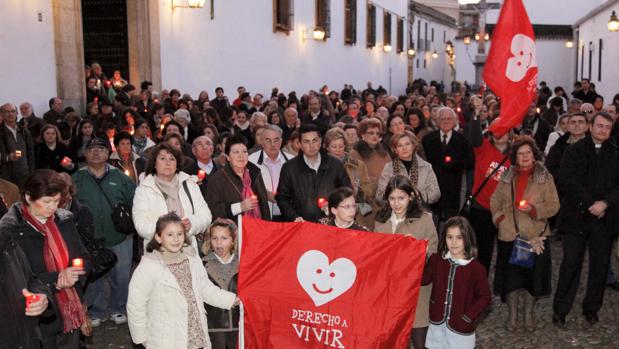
<box><xmin>238</xmin><ymin>217</ymin><xmax>428</xmax><ymax>349</ymax></box>
<box><xmin>483</xmin><ymin>0</ymin><xmax>538</xmax><ymax>136</ymax></box>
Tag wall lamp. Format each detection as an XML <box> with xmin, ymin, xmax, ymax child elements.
<box><xmin>304</xmin><ymin>27</ymin><xmax>326</xmax><ymax>42</ymax></box>
<box><xmin>609</xmin><ymin>10</ymin><xmax>619</xmax><ymax>32</ymax></box>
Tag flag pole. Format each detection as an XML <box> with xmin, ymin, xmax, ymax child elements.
<box><xmin>237</xmin><ymin>215</ymin><xmax>244</xmax><ymax>349</ymax></box>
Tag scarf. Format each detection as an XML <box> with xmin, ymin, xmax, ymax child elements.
<box><xmin>133</xmin><ymin>136</ymin><xmax>147</xmax><ymax>155</ymax></box>
<box><xmin>155</xmin><ymin>175</ymin><xmax>185</xmax><ymax>216</ymax></box>
<box><xmin>393</xmin><ymin>156</ymin><xmax>419</xmax><ymax>187</ymax></box>
<box><xmin>21</xmin><ymin>205</ymin><xmax>86</xmax><ymax>333</ymax></box>
<box><xmin>242</xmin><ymin>169</ymin><xmax>261</xmax><ymax>219</ymax></box>
<box><xmin>514</xmin><ymin>166</ymin><xmax>533</xmax><ymax>205</ymax></box>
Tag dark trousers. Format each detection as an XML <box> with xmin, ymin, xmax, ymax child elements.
<box><xmin>209</xmin><ymin>331</ymin><xmax>238</xmax><ymax>349</ymax></box>
<box><xmin>553</xmin><ymin>219</ymin><xmax>614</xmax><ymax>315</ymax></box>
<box><xmin>469</xmin><ymin>205</ymin><xmax>497</xmax><ymax>275</ymax></box>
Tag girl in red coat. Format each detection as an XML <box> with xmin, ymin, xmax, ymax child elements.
<box><xmin>423</xmin><ymin>216</ymin><xmax>491</xmax><ymax>349</ymax></box>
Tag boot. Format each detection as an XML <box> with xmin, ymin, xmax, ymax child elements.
<box><xmin>505</xmin><ymin>291</ymin><xmax>519</xmax><ymax>331</ymax></box>
<box><xmin>523</xmin><ymin>291</ymin><xmax>536</xmax><ymax>332</ymax></box>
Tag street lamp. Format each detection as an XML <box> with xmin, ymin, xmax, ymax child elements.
<box><xmin>303</xmin><ymin>27</ymin><xmax>326</xmax><ymax>42</ymax></box>
<box><xmin>609</xmin><ymin>10</ymin><xmax>619</xmax><ymax>32</ymax></box>
<box><xmin>463</xmin><ymin>36</ymin><xmax>471</xmax><ymax>45</ymax></box>
<box><xmin>432</xmin><ymin>50</ymin><xmax>439</xmax><ymax>59</ymax></box>
<box><xmin>407</xmin><ymin>48</ymin><xmax>416</xmax><ymax>56</ymax></box>
<box><xmin>565</xmin><ymin>40</ymin><xmax>574</xmax><ymax>48</ymax></box>
<box><xmin>171</xmin><ymin>0</ymin><xmax>206</xmax><ymax>12</ymax></box>
<box><xmin>384</xmin><ymin>44</ymin><xmax>392</xmax><ymax>52</ymax></box>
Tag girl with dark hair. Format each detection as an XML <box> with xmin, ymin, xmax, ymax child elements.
<box><xmin>127</xmin><ymin>213</ymin><xmax>239</xmax><ymax>348</ymax></box>
<box><xmin>423</xmin><ymin>216</ymin><xmax>490</xmax><ymax>349</ymax></box>
<box><xmin>69</xmin><ymin>119</ymin><xmax>95</xmax><ymax>166</ymax></box>
<box><xmin>318</xmin><ymin>187</ymin><xmax>368</xmax><ymax>231</ymax></box>
<box><xmin>0</xmin><ymin>169</ymin><xmax>90</xmax><ymax>348</ymax></box>
<box><xmin>202</xmin><ymin>218</ymin><xmax>240</xmax><ymax>349</ymax></box>
<box><xmin>374</xmin><ymin>175</ymin><xmax>437</xmax><ymax>349</ymax></box>
<box><xmin>490</xmin><ymin>136</ymin><xmax>559</xmax><ymax>332</ymax></box>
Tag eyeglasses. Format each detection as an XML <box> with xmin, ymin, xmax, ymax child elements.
<box><xmin>338</xmin><ymin>204</ymin><xmax>358</xmax><ymax>210</ymax></box>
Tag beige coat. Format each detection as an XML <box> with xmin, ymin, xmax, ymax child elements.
<box><xmin>374</xmin><ymin>212</ymin><xmax>438</xmax><ymax>328</ymax></box>
<box><xmin>127</xmin><ymin>247</ymin><xmax>236</xmax><ymax>349</ymax></box>
<box><xmin>375</xmin><ymin>155</ymin><xmax>441</xmax><ymax>205</ymax></box>
<box><xmin>490</xmin><ymin>162</ymin><xmax>560</xmax><ymax>242</ymax></box>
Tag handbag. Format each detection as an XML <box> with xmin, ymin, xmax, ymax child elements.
<box><xmin>78</xmin><ymin>232</ymin><xmax>118</xmax><ymax>281</ymax></box>
<box><xmin>459</xmin><ymin>154</ymin><xmax>509</xmax><ymax>217</ymax></box>
<box><xmin>94</xmin><ymin>179</ymin><xmax>136</xmax><ymax>235</ymax></box>
<box><xmin>507</xmin><ymin>183</ymin><xmax>548</xmax><ymax>269</ymax></box>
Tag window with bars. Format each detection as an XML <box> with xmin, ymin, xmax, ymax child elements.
<box><xmin>396</xmin><ymin>17</ymin><xmax>404</xmax><ymax>53</ymax></box>
<box><xmin>344</xmin><ymin>0</ymin><xmax>357</xmax><ymax>45</ymax></box>
<box><xmin>273</xmin><ymin>0</ymin><xmax>294</xmax><ymax>33</ymax></box>
<box><xmin>316</xmin><ymin>0</ymin><xmax>331</xmax><ymax>38</ymax></box>
<box><xmin>383</xmin><ymin>11</ymin><xmax>391</xmax><ymax>49</ymax></box>
<box><xmin>366</xmin><ymin>3</ymin><xmax>376</xmax><ymax>48</ymax></box>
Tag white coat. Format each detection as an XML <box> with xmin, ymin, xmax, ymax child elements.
<box><xmin>127</xmin><ymin>248</ymin><xmax>236</xmax><ymax>349</ymax></box>
<box><xmin>132</xmin><ymin>172</ymin><xmax>212</xmax><ymax>250</ymax></box>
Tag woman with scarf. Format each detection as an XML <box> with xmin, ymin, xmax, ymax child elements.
<box><xmin>0</xmin><ymin>169</ymin><xmax>90</xmax><ymax>348</ymax></box>
<box><xmin>376</xmin><ymin>131</ymin><xmax>440</xmax><ymax>208</ymax></box>
<box><xmin>132</xmin><ymin>142</ymin><xmax>212</xmax><ymax>251</ymax></box>
<box><xmin>205</xmin><ymin>135</ymin><xmax>271</xmax><ymax>221</ymax></box>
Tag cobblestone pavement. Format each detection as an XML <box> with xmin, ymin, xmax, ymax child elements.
<box><xmin>89</xmin><ymin>237</ymin><xmax>619</xmax><ymax>348</ymax></box>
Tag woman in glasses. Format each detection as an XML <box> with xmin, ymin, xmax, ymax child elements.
<box><xmin>318</xmin><ymin>187</ymin><xmax>368</xmax><ymax>231</ymax></box>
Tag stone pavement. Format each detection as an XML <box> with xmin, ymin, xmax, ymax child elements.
<box><xmin>88</xmin><ymin>237</ymin><xmax>619</xmax><ymax>348</ymax></box>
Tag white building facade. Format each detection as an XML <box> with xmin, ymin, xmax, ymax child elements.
<box><xmin>573</xmin><ymin>0</ymin><xmax>619</xmax><ymax>103</ymax></box>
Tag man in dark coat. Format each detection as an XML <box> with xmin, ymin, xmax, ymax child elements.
<box><xmin>42</xmin><ymin>97</ymin><xmax>65</xmax><ymax>125</ymax></box>
<box><xmin>545</xmin><ymin>113</ymin><xmax>588</xmax><ymax>184</ymax></box>
<box><xmin>422</xmin><ymin>107</ymin><xmax>474</xmax><ymax>223</ymax></box>
<box><xmin>300</xmin><ymin>96</ymin><xmax>331</xmax><ymax>136</ymax></box>
<box><xmin>184</xmin><ymin>136</ymin><xmax>219</xmax><ymax>200</ymax></box>
<box><xmin>0</xmin><ymin>103</ymin><xmax>36</xmax><ymax>188</ymax></box>
<box><xmin>276</xmin><ymin>124</ymin><xmax>351</xmax><ymax>222</ymax></box>
<box><xmin>553</xmin><ymin>112</ymin><xmax>619</xmax><ymax>327</ymax></box>
<box><xmin>18</xmin><ymin>103</ymin><xmax>45</xmax><ymax>141</ymax></box>
<box><xmin>520</xmin><ymin>103</ymin><xmax>552</xmax><ymax>152</ymax></box>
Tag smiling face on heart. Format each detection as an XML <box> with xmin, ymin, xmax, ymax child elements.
<box><xmin>296</xmin><ymin>250</ymin><xmax>357</xmax><ymax>307</ymax></box>
<box><xmin>505</xmin><ymin>33</ymin><xmax>537</xmax><ymax>82</ymax></box>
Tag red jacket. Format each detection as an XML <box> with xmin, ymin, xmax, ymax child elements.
<box><xmin>422</xmin><ymin>253</ymin><xmax>491</xmax><ymax>335</ymax></box>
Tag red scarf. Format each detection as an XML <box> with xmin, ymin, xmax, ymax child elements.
<box><xmin>514</xmin><ymin>166</ymin><xmax>533</xmax><ymax>205</ymax></box>
<box><xmin>22</xmin><ymin>205</ymin><xmax>86</xmax><ymax>333</ymax></box>
<box><xmin>242</xmin><ymin>169</ymin><xmax>261</xmax><ymax>219</ymax></box>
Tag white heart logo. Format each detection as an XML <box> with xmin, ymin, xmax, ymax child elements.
<box><xmin>505</xmin><ymin>33</ymin><xmax>537</xmax><ymax>82</ymax></box>
<box><xmin>296</xmin><ymin>250</ymin><xmax>357</xmax><ymax>307</ymax></box>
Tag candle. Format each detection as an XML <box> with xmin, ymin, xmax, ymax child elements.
<box><xmin>15</xmin><ymin>150</ymin><xmax>22</xmax><ymax>158</ymax></box>
<box><xmin>197</xmin><ymin>170</ymin><xmax>206</xmax><ymax>181</ymax></box>
<box><xmin>519</xmin><ymin>200</ymin><xmax>528</xmax><ymax>208</ymax></box>
<box><xmin>456</xmin><ymin>107</ymin><xmax>462</xmax><ymax>113</ymax></box>
<box><xmin>444</xmin><ymin>155</ymin><xmax>452</xmax><ymax>163</ymax></box>
<box><xmin>25</xmin><ymin>294</ymin><xmax>40</xmax><ymax>307</ymax></box>
<box><xmin>160</xmin><ymin>124</ymin><xmax>165</xmax><ymax>131</ymax></box>
<box><xmin>72</xmin><ymin>258</ymin><xmax>83</xmax><ymax>269</ymax></box>
<box><xmin>61</xmin><ymin>156</ymin><xmax>72</xmax><ymax>166</ymax></box>
<box><xmin>251</xmin><ymin>195</ymin><xmax>257</xmax><ymax>200</ymax></box>
<box><xmin>124</xmin><ymin>170</ymin><xmax>130</xmax><ymax>176</ymax></box>
<box><xmin>317</xmin><ymin>197</ymin><xmax>328</xmax><ymax>209</ymax></box>
<box><xmin>536</xmin><ymin>107</ymin><xmax>541</xmax><ymax>114</ymax></box>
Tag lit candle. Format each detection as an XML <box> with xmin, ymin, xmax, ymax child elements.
<box><xmin>72</xmin><ymin>258</ymin><xmax>83</xmax><ymax>269</ymax></box>
<box><xmin>25</xmin><ymin>294</ymin><xmax>40</xmax><ymax>307</ymax></box>
<box><xmin>317</xmin><ymin>197</ymin><xmax>327</xmax><ymax>209</ymax></box>
<box><xmin>444</xmin><ymin>155</ymin><xmax>452</xmax><ymax>163</ymax></box>
<box><xmin>251</xmin><ymin>195</ymin><xmax>258</xmax><ymax>200</ymax></box>
<box><xmin>456</xmin><ymin>107</ymin><xmax>462</xmax><ymax>113</ymax></box>
<box><xmin>61</xmin><ymin>156</ymin><xmax>72</xmax><ymax>166</ymax></box>
<box><xmin>124</xmin><ymin>170</ymin><xmax>130</xmax><ymax>176</ymax></box>
<box><xmin>15</xmin><ymin>150</ymin><xmax>22</xmax><ymax>158</ymax></box>
<box><xmin>519</xmin><ymin>200</ymin><xmax>528</xmax><ymax>208</ymax></box>
<box><xmin>197</xmin><ymin>170</ymin><xmax>206</xmax><ymax>181</ymax></box>
<box><xmin>160</xmin><ymin>124</ymin><xmax>165</xmax><ymax>131</ymax></box>
<box><xmin>536</xmin><ymin>107</ymin><xmax>541</xmax><ymax>114</ymax></box>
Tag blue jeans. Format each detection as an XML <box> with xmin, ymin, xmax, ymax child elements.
<box><xmin>86</xmin><ymin>236</ymin><xmax>133</xmax><ymax>319</ymax></box>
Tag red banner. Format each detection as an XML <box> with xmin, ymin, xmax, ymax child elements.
<box><xmin>483</xmin><ymin>0</ymin><xmax>538</xmax><ymax>136</ymax></box>
<box><xmin>238</xmin><ymin>217</ymin><xmax>428</xmax><ymax>349</ymax></box>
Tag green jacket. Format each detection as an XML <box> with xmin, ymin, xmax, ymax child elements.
<box><xmin>72</xmin><ymin>165</ymin><xmax>136</xmax><ymax>247</ymax></box>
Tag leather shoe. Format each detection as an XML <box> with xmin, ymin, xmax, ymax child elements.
<box><xmin>583</xmin><ymin>311</ymin><xmax>599</xmax><ymax>325</ymax></box>
<box><xmin>606</xmin><ymin>281</ymin><xmax>619</xmax><ymax>291</ymax></box>
<box><xmin>552</xmin><ymin>313</ymin><xmax>566</xmax><ymax>328</ymax></box>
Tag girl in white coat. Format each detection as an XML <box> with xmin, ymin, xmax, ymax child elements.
<box><xmin>127</xmin><ymin>213</ymin><xmax>239</xmax><ymax>349</ymax></box>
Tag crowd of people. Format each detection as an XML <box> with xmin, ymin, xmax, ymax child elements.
<box><xmin>1</xmin><ymin>61</ymin><xmax>619</xmax><ymax>349</ymax></box>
